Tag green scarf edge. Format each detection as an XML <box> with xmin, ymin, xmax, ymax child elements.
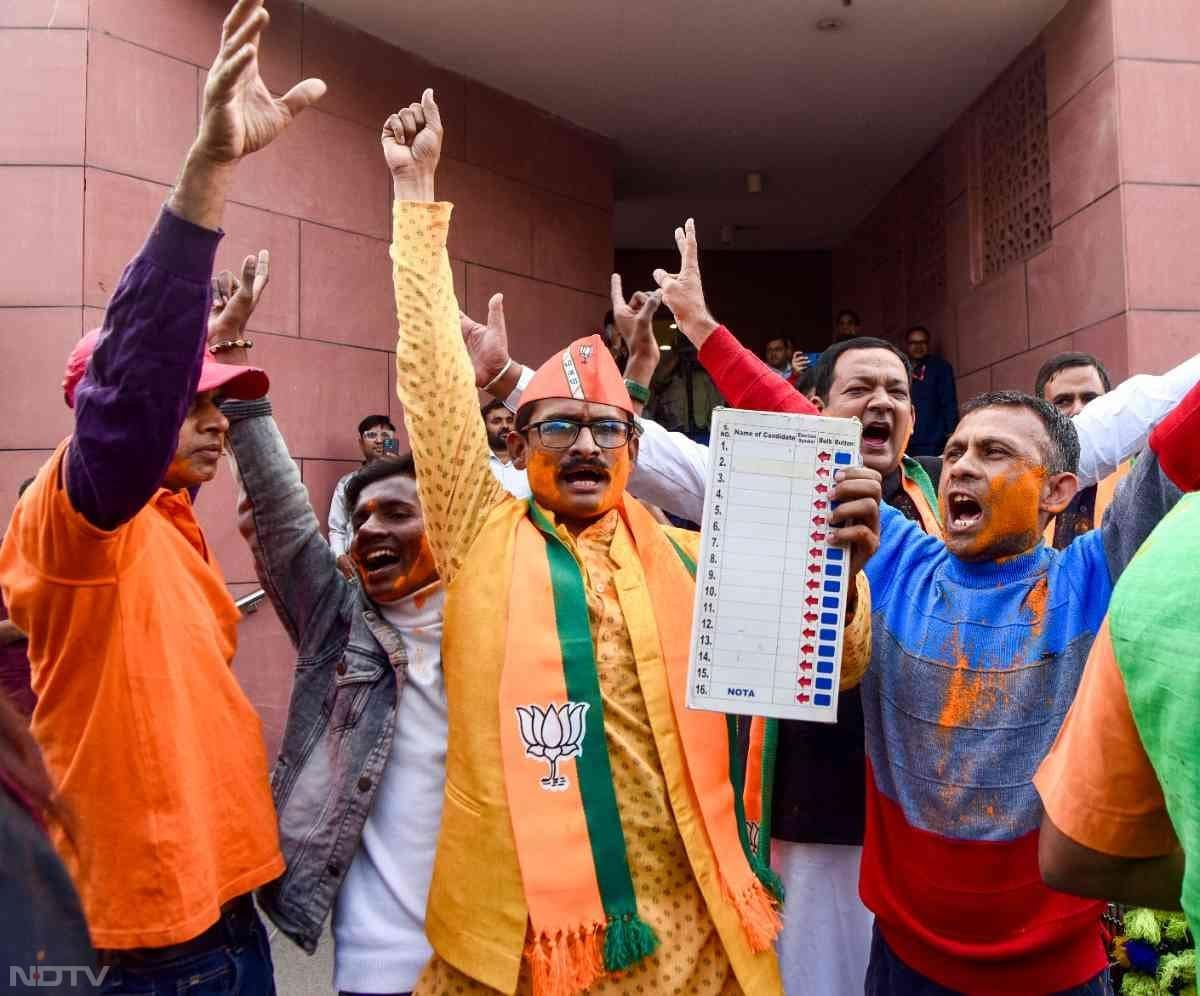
<box><xmin>901</xmin><ymin>455</ymin><xmax>941</xmax><ymax>524</ymax></box>
<box><xmin>527</xmin><ymin>501</ymin><xmax>659</xmax><ymax>971</ymax></box>
<box><xmin>665</xmin><ymin>534</ymin><xmax>785</xmax><ymax>903</ymax></box>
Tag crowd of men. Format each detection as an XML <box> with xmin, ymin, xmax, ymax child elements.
<box><xmin>1</xmin><ymin>2</ymin><xmax>1198</xmax><ymax>995</ymax></box>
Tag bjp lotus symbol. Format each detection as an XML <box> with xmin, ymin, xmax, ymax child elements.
<box><xmin>516</xmin><ymin>702</ymin><xmax>589</xmax><ymax>792</ymax></box>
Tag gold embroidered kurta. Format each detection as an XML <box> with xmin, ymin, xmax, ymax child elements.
<box><xmin>389</xmin><ymin>200</ymin><xmax>870</xmax><ymax>995</ymax></box>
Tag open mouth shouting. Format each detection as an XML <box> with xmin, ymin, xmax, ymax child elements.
<box><xmin>861</xmin><ymin>418</ymin><xmax>893</xmax><ymax>454</ymax></box>
<box><xmin>945</xmin><ymin>491</ymin><xmax>985</xmax><ymax>533</ymax></box>
<box><xmin>360</xmin><ymin>546</ymin><xmax>404</xmax><ymax>576</ymax></box>
<box><xmin>559</xmin><ymin>464</ymin><xmax>610</xmax><ymax>496</ymax></box>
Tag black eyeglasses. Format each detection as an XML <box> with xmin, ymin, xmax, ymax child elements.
<box><xmin>523</xmin><ymin>418</ymin><xmax>639</xmax><ymax>450</ymax></box>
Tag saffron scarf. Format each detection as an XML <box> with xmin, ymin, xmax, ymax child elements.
<box><xmin>498</xmin><ymin>498</ymin><xmax>781</xmax><ymax>996</ymax></box>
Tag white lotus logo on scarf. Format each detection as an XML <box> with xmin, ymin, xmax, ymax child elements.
<box><xmin>579</xmin><ymin>345</ymin><xmax>594</xmax><ymax>362</ymax></box>
<box><xmin>746</xmin><ymin>819</ymin><xmax>760</xmax><ymax>854</ymax></box>
<box><xmin>516</xmin><ymin>702</ymin><xmax>589</xmax><ymax>791</ymax></box>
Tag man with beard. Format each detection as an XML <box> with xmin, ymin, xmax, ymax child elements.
<box><xmin>648</xmin><ymin>217</ymin><xmax>1200</xmax><ymax>995</ymax></box>
<box><xmin>384</xmin><ymin>91</ymin><xmax>878</xmax><ymax>996</ymax></box>
<box><xmin>328</xmin><ymin>414</ymin><xmax>399</xmax><ymax>556</ymax></box>
<box><xmin>482</xmin><ymin>398</ymin><xmax>531</xmax><ymax>498</ymax></box>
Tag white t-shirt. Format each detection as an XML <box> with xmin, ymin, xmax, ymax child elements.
<box><xmin>489</xmin><ymin>452</ymin><xmax>532</xmax><ymax>499</ymax></box>
<box><xmin>332</xmin><ymin>581</ymin><xmax>447</xmax><ymax>993</ymax></box>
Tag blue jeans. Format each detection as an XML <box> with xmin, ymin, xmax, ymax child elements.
<box><xmin>865</xmin><ymin>924</ymin><xmax>1112</xmax><ymax>996</ymax></box>
<box><xmin>100</xmin><ymin>904</ymin><xmax>275</xmax><ymax>995</ymax></box>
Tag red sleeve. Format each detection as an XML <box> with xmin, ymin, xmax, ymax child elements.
<box><xmin>1149</xmin><ymin>376</ymin><xmax>1200</xmax><ymax>492</ymax></box>
<box><xmin>697</xmin><ymin>326</ymin><xmax>819</xmax><ymax>416</ymax></box>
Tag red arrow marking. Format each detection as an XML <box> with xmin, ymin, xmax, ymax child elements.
<box><xmin>803</xmin><ymin>612</ymin><xmax>818</xmax><ymax>622</ymax></box>
<box><xmin>796</xmin><ymin>693</ymin><xmax>811</xmax><ymax>704</ymax></box>
<box><xmin>799</xmin><ymin>660</ymin><xmax>813</xmax><ymax>671</ymax></box>
<box><xmin>803</xmin><ymin>628</ymin><xmax>816</xmax><ymax>638</ymax></box>
<box><xmin>807</xmin><ymin>564</ymin><xmax>821</xmax><ymax>574</ymax></box>
<box><xmin>806</xmin><ymin>579</ymin><xmax>820</xmax><ymax>590</ymax></box>
<box><xmin>801</xmin><ymin>644</ymin><xmax>814</xmax><ymax>654</ymax></box>
<box><xmin>798</xmin><ymin>676</ymin><xmax>812</xmax><ymax>688</ymax></box>
<box><xmin>809</xmin><ymin>546</ymin><xmax>823</xmax><ymax>557</ymax></box>
<box><xmin>812</xmin><ymin>515</ymin><xmax>827</xmax><ymax>526</ymax></box>
<box><xmin>816</xmin><ymin>467</ymin><xmax>831</xmax><ymax>478</ymax></box>
<box><xmin>810</xmin><ymin>531</ymin><xmax>826</xmax><ymax>542</ymax></box>
<box><xmin>805</xmin><ymin>596</ymin><xmax>818</xmax><ymax>606</ymax></box>
<box><xmin>813</xmin><ymin>499</ymin><xmax>828</xmax><ymax>509</ymax></box>
<box><xmin>815</xmin><ymin>483</ymin><xmax>830</xmax><ymax>494</ymax></box>
<box><xmin>818</xmin><ymin>451</ymin><xmax>831</xmax><ymax>461</ymax></box>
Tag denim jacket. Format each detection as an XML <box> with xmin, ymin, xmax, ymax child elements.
<box><xmin>223</xmin><ymin>398</ymin><xmax>409</xmax><ymax>954</ymax></box>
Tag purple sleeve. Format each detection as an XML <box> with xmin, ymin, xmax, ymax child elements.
<box><xmin>68</xmin><ymin>207</ymin><xmax>221</xmax><ymax>530</ymax></box>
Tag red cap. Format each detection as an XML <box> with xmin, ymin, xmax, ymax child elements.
<box><xmin>517</xmin><ymin>334</ymin><xmax>633</xmax><ymax>417</ymax></box>
<box><xmin>63</xmin><ymin>329</ymin><xmax>269</xmax><ymax>409</ymax></box>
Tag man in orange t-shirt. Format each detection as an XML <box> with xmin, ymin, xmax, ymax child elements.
<box><xmin>0</xmin><ymin>3</ymin><xmax>325</xmax><ymax>992</ymax></box>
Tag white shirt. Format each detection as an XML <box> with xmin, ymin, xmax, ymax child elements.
<box><xmin>332</xmin><ymin>582</ymin><xmax>447</xmax><ymax>994</ymax></box>
<box><xmin>488</xmin><ymin>452</ymin><xmax>532</xmax><ymax>498</ymax></box>
<box><xmin>327</xmin><ymin>470</ymin><xmax>358</xmax><ymax>557</ymax></box>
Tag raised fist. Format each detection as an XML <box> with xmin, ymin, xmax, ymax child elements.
<box><xmin>382</xmin><ymin>89</ymin><xmax>443</xmax><ymax>200</ymax></box>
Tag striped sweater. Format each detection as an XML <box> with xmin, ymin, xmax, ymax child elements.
<box><xmin>861</xmin><ymin>448</ymin><xmax>1179</xmax><ymax>993</ymax></box>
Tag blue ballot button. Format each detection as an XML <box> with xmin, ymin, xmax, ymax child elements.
<box><xmin>817</xmin><ymin>661</ymin><xmax>834</xmax><ymax>674</ymax></box>
<box><xmin>820</xmin><ymin>629</ymin><xmax>837</xmax><ymax>642</ymax></box>
<box><xmin>821</xmin><ymin>613</ymin><xmax>838</xmax><ymax>625</ymax></box>
<box><xmin>835</xmin><ymin>452</ymin><xmax>852</xmax><ymax>465</ymax></box>
<box><xmin>814</xmin><ymin>693</ymin><xmax>832</xmax><ymax>707</ymax></box>
<box><xmin>816</xmin><ymin>677</ymin><xmax>833</xmax><ymax>691</ymax></box>
<box><xmin>822</xmin><ymin>596</ymin><xmax>839</xmax><ymax>609</ymax></box>
<box><xmin>823</xmin><ymin>580</ymin><xmax>839</xmax><ymax>592</ymax></box>
<box><xmin>826</xmin><ymin>548</ymin><xmax>844</xmax><ymax>561</ymax></box>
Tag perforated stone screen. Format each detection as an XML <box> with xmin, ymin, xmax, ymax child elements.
<box><xmin>972</xmin><ymin>50</ymin><xmax>1051</xmax><ymax>282</ymax></box>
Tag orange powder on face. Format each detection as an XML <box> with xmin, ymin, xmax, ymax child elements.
<box><xmin>963</xmin><ymin>464</ymin><xmax>1045</xmax><ymax>559</ymax></box>
<box><xmin>526</xmin><ymin>448</ymin><xmax>631</xmax><ymax>518</ymax></box>
<box><xmin>526</xmin><ymin>450</ymin><xmax>559</xmax><ymax>502</ymax></box>
<box><xmin>391</xmin><ymin>534</ymin><xmax>437</xmax><ymax>598</ymax></box>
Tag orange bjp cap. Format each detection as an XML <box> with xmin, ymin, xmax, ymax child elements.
<box><xmin>517</xmin><ymin>334</ymin><xmax>634</xmax><ymax>418</ymax></box>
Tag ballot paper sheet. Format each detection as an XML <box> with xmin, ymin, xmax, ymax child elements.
<box><xmin>685</xmin><ymin>408</ymin><xmax>862</xmax><ymax>723</ymax></box>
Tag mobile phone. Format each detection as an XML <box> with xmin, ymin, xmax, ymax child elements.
<box><xmin>383</xmin><ymin>437</ymin><xmax>400</xmax><ymax>456</ymax></box>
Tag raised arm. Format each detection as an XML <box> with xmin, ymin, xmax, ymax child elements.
<box><xmin>227</xmin><ymin>399</ymin><xmax>347</xmax><ymax>655</ymax></box>
<box><xmin>652</xmin><ymin>219</ymin><xmax>820</xmax><ymax>417</ymax></box>
<box><xmin>609</xmin><ymin>274</ymin><xmax>662</xmax><ymax>415</ymax></box>
<box><xmin>1073</xmin><ymin>352</ymin><xmax>1200</xmax><ymax>487</ymax></box>
<box><xmin>385</xmin><ymin>92</ymin><xmax>505</xmax><ymax>583</ymax></box>
<box><xmin>208</xmin><ymin>253</ymin><xmax>348</xmax><ymax>655</ymax></box>
<box><xmin>67</xmin><ymin>0</ymin><xmax>324</xmax><ymax>530</ymax></box>
<box><xmin>1098</xmin><ymin>377</ymin><xmax>1200</xmax><ymax>579</ymax></box>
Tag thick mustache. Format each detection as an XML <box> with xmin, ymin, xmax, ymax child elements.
<box><xmin>559</xmin><ymin>460</ymin><xmax>609</xmax><ymax>475</ymax></box>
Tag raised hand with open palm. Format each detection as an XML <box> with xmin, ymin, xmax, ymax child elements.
<box><xmin>197</xmin><ymin>0</ymin><xmax>326</xmax><ymax>163</ymax></box>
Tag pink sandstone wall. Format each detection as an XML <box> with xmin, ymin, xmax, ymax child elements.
<box><xmin>832</xmin><ymin>0</ymin><xmax>1199</xmax><ymax>402</ymax></box>
<box><xmin>0</xmin><ymin>0</ymin><xmax>613</xmax><ymax>754</ymax></box>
